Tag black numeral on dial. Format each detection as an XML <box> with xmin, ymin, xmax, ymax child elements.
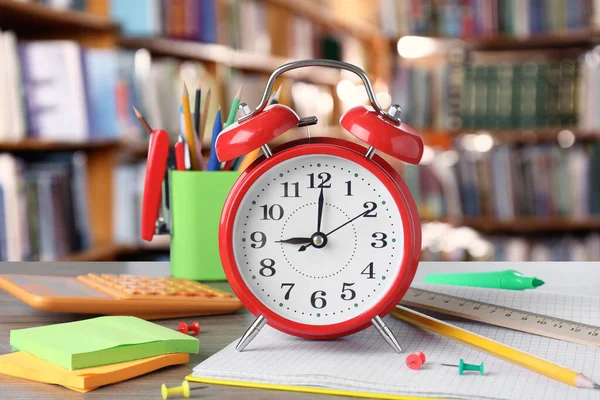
<box><xmin>250</xmin><ymin>231</ymin><xmax>266</xmax><ymax>248</ymax></box>
<box><xmin>260</xmin><ymin>204</ymin><xmax>284</xmax><ymax>220</ymax></box>
<box><xmin>345</xmin><ymin>180</ymin><xmax>352</xmax><ymax>196</ymax></box>
<box><xmin>281</xmin><ymin>182</ymin><xmax>300</xmax><ymax>198</ymax></box>
<box><xmin>281</xmin><ymin>283</ymin><xmax>295</xmax><ymax>300</ymax></box>
<box><xmin>371</xmin><ymin>232</ymin><xmax>388</xmax><ymax>248</ymax></box>
<box><xmin>307</xmin><ymin>172</ymin><xmax>331</xmax><ymax>189</ymax></box>
<box><xmin>341</xmin><ymin>282</ymin><xmax>356</xmax><ymax>300</ymax></box>
<box><xmin>361</xmin><ymin>262</ymin><xmax>375</xmax><ymax>279</ymax></box>
<box><xmin>259</xmin><ymin>258</ymin><xmax>276</xmax><ymax>277</ymax></box>
<box><xmin>310</xmin><ymin>290</ymin><xmax>327</xmax><ymax>309</ymax></box>
<box><xmin>363</xmin><ymin>201</ymin><xmax>377</xmax><ymax>217</ymax></box>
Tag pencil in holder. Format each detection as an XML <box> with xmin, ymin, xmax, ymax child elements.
<box><xmin>170</xmin><ymin>171</ymin><xmax>240</xmax><ymax>281</ymax></box>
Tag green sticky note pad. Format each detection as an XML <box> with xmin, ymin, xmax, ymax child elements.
<box><xmin>10</xmin><ymin>316</ymin><xmax>199</xmax><ymax>370</ymax></box>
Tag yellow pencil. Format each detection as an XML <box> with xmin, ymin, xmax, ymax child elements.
<box><xmin>200</xmin><ymin>88</ymin><xmax>212</xmax><ymax>145</ymax></box>
<box><xmin>182</xmin><ymin>83</ymin><xmax>199</xmax><ymax>170</ymax></box>
<box><xmin>236</xmin><ymin>148</ymin><xmax>261</xmax><ymax>172</ymax></box>
<box><xmin>391</xmin><ymin>306</ymin><xmax>599</xmax><ymax>390</ymax></box>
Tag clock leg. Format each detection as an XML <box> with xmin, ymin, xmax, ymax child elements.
<box><xmin>236</xmin><ymin>315</ymin><xmax>267</xmax><ymax>352</ymax></box>
<box><xmin>372</xmin><ymin>315</ymin><xmax>403</xmax><ymax>353</ymax></box>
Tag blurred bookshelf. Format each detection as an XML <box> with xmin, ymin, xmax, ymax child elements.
<box><xmin>5</xmin><ymin>0</ymin><xmax>600</xmax><ymax>262</ymax></box>
<box><xmin>0</xmin><ymin>0</ymin><xmax>118</xmax><ymax>34</ymax></box>
<box><xmin>0</xmin><ymin>0</ymin><xmax>382</xmax><ymax>262</ymax></box>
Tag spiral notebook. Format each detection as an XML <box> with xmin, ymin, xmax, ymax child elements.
<box><xmin>189</xmin><ymin>286</ymin><xmax>600</xmax><ymax>400</ymax></box>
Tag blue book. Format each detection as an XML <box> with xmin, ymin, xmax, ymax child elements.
<box><xmin>207</xmin><ymin>109</ymin><xmax>222</xmax><ymax>171</ymax></box>
<box><xmin>110</xmin><ymin>0</ymin><xmax>162</xmax><ymax>37</ymax></box>
<box><xmin>199</xmin><ymin>0</ymin><xmax>218</xmax><ymax>43</ymax></box>
<box><xmin>529</xmin><ymin>0</ymin><xmax>542</xmax><ymax>34</ymax></box>
<box><xmin>83</xmin><ymin>49</ymin><xmax>119</xmax><ymax>139</ymax></box>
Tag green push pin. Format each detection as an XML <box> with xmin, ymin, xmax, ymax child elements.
<box><xmin>441</xmin><ymin>359</ymin><xmax>484</xmax><ymax>375</ymax></box>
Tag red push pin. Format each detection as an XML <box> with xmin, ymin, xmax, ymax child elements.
<box><xmin>405</xmin><ymin>351</ymin><xmax>426</xmax><ymax>370</ymax></box>
<box><xmin>177</xmin><ymin>321</ymin><xmax>200</xmax><ymax>336</ymax></box>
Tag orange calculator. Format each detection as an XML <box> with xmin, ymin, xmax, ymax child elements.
<box><xmin>0</xmin><ymin>274</ymin><xmax>244</xmax><ymax>320</ymax></box>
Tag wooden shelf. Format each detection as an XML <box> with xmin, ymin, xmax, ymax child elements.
<box><xmin>118</xmin><ymin>37</ymin><xmax>342</xmax><ymax>86</ymax></box>
<box><xmin>422</xmin><ymin>216</ymin><xmax>600</xmax><ymax>233</ymax></box>
<box><xmin>0</xmin><ymin>139</ymin><xmax>123</xmax><ymax>152</ymax></box>
<box><xmin>262</xmin><ymin>0</ymin><xmax>382</xmax><ymax>43</ymax></box>
<box><xmin>58</xmin><ymin>241</ymin><xmax>170</xmax><ymax>262</ymax></box>
<box><xmin>0</xmin><ymin>138</ymin><xmax>154</xmax><ymax>153</ymax></box>
<box><xmin>453</xmin><ymin>128</ymin><xmax>600</xmax><ymax>145</ymax></box>
<box><xmin>59</xmin><ymin>243</ymin><xmax>124</xmax><ymax>262</ymax></box>
<box><xmin>0</xmin><ymin>0</ymin><xmax>118</xmax><ymax>35</ymax></box>
<box><xmin>395</xmin><ymin>31</ymin><xmax>600</xmax><ymax>52</ymax></box>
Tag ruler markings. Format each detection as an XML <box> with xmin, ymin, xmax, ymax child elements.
<box><xmin>400</xmin><ymin>287</ymin><xmax>600</xmax><ymax>347</ymax></box>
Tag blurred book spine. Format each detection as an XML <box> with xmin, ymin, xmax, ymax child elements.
<box><xmin>0</xmin><ymin>152</ymin><xmax>92</xmax><ymax>261</ymax></box>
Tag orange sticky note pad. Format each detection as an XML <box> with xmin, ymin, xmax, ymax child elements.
<box><xmin>0</xmin><ymin>351</ymin><xmax>189</xmax><ymax>392</ymax></box>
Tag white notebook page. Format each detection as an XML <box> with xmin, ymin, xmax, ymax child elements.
<box><xmin>193</xmin><ymin>286</ymin><xmax>600</xmax><ymax>400</ymax></box>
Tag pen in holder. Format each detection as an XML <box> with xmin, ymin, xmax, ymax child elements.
<box><xmin>169</xmin><ymin>171</ymin><xmax>240</xmax><ymax>281</ymax></box>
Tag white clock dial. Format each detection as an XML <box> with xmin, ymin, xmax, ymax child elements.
<box><xmin>232</xmin><ymin>154</ymin><xmax>406</xmax><ymax>325</ymax></box>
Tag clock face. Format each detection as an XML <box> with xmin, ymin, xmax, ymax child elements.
<box><xmin>231</xmin><ymin>153</ymin><xmax>406</xmax><ymax>326</ymax></box>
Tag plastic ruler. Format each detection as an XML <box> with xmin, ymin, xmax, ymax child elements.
<box><xmin>400</xmin><ymin>287</ymin><xmax>600</xmax><ymax>347</ymax></box>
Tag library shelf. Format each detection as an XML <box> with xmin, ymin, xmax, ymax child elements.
<box><xmin>422</xmin><ymin>216</ymin><xmax>600</xmax><ymax>233</ymax></box>
<box><xmin>0</xmin><ymin>139</ymin><xmax>123</xmax><ymax>152</ymax></box>
<box><xmin>453</xmin><ymin>128</ymin><xmax>600</xmax><ymax>145</ymax></box>
<box><xmin>262</xmin><ymin>0</ymin><xmax>382</xmax><ymax>43</ymax></box>
<box><xmin>59</xmin><ymin>242</ymin><xmax>171</xmax><ymax>262</ymax></box>
<box><xmin>0</xmin><ymin>139</ymin><xmax>157</xmax><ymax>153</ymax></box>
<box><xmin>118</xmin><ymin>37</ymin><xmax>342</xmax><ymax>86</ymax></box>
<box><xmin>393</xmin><ymin>31</ymin><xmax>600</xmax><ymax>51</ymax></box>
<box><xmin>59</xmin><ymin>243</ymin><xmax>124</xmax><ymax>262</ymax></box>
<box><xmin>0</xmin><ymin>0</ymin><xmax>118</xmax><ymax>34</ymax></box>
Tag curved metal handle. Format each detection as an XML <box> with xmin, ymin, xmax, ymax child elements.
<box><xmin>239</xmin><ymin>59</ymin><xmax>400</xmax><ymax>123</ymax></box>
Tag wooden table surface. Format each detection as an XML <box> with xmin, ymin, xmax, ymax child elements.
<box><xmin>0</xmin><ymin>262</ymin><xmax>334</xmax><ymax>399</ymax></box>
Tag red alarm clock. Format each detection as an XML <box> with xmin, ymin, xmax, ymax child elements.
<box><xmin>216</xmin><ymin>60</ymin><xmax>423</xmax><ymax>353</ymax></box>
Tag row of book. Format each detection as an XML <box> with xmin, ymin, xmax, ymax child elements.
<box><xmin>111</xmin><ymin>0</ymin><xmax>351</xmax><ymax>62</ymax></box>
<box><xmin>379</xmin><ymin>0</ymin><xmax>595</xmax><ymax>39</ymax></box>
<box><xmin>111</xmin><ymin>0</ymin><xmax>216</xmax><ymax>43</ymax></box>
<box><xmin>0</xmin><ymin>153</ymin><xmax>92</xmax><ymax>261</ymax></box>
<box><xmin>461</xmin><ymin>59</ymin><xmax>578</xmax><ymax>130</ymax></box>
<box><xmin>0</xmin><ymin>33</ymin><xmax>125</xmax><ymax>142</ymax></box>
<box><xmin>421</xmin><ymin>222</ymin><xmax>600</xmax><ymax>261</ymax></box>
<box><xmin>402</xmin><ymin>142</ymin><xmax>600</xmax><ymax>220</ymax></box>
<box><xmin>390</xmin><ymin>61</ymin><xmax>453</xmax><ymax>130</ymax></box>
<box><xmin>1</xmin><ymin>30</ymin><xmax>336</xmax><ymax>145</ymax></box>
<box><xmin>392</xmin><ymin>52</ymin><xmax>600</xmax><ymax>131</ymax></box>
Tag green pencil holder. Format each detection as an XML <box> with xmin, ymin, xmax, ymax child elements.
<box><xmin>170</xmin><ymin>171</ymin><xmax>240</xmax><ymax>281</ymax></box>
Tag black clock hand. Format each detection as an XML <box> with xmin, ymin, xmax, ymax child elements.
<box><xmin>324</xmin><ymin>209</ymin><xmax>369</xmax><ymax>237</ymax></box>
<box><xmin>317</xmin><ymin>186</ymin><xmax>324</xmax><ymax>233</ymax></box>
<box><xmin>298</xmin><ymin>209</ymin><xmax>370</xmax><ymax>251</ymax></box>
<box><xmin>276</xmin><ymin>237</ymin><xmax>312</xmax><ymax>244</ymax></box>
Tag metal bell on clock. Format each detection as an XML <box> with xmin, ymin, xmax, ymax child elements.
<box><xmin>216</xmin><ymin>104</ymin><xmax>300</xmax><ymax>162</ymax></box>
<box><xmin>340</xmin><ymin>104</ymin><xmax>424</xmax><ymax>165</ymax></box>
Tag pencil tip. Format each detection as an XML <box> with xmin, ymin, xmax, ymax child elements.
<box><xmin>132</xmin><ymin>106</ymin><xmax>141</xmax><ymax>117</ymax></box>
<box><xmin>183</xmin><ymin>82</ymin><xmax>189</xmax><ymax>96</ymax></box>
<box><xmin>235</xmin><ymin>85</ymin><xmax>243</xmax><ymax>98</ymax></box>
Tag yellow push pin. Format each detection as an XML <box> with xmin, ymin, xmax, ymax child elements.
<box><xmin>161</xmin><ymin>381</ymin><xmax>206</xmax><ymax>399</ymax></box>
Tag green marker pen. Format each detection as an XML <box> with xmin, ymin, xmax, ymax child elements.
<box><xmin>424</xmin><ymin>269</ymin><xmax>545</xmax><ymax>290</ymax></box>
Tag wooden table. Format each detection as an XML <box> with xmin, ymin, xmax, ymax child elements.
<box><xmin>0</xmin><ymin>262</ymin><xmax>328</xmax><ymax>399</ymax></box>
